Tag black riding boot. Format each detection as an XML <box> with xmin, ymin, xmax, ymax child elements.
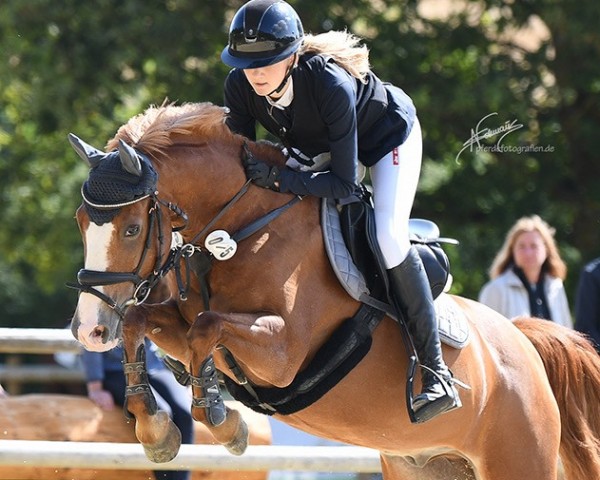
<box><xmin>388</xmin><ymin>247</ymin><xmax>461</xmax><ymax>423</ymax></box>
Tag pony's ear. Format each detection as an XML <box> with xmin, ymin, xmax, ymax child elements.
<box><xmin>118</xmin><ymin>139</ymin><xmax>142</xmax><ymax>177</ymax></box>
<box><xmin>68</xmin><ymin>133</ymin><xmax>105</xmax><ymax>168</ymax></box>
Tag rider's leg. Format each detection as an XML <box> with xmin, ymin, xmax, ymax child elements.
<box><xmin>370</xmin><ymin>118</ymin><xmax>460</xmax><ymax>423</ymax></box>
<box><xmin>387</xmin><ymin>248</ymin><xmax>461</xmax><ymax>422</ymax></box>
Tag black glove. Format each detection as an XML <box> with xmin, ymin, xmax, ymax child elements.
<box><xmin>244</xmin><ymin>158</ymin><xmax>281</xmax><ymax>190</ymax></box>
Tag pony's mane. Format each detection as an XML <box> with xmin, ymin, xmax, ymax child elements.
<box><xmin>106</xmin><ymin>102</ymin><xmax>235</xmax><ymax>157</ymax></box>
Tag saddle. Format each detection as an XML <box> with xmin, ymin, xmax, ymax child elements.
<box><xmin>342</xmin><ymin>199</ymin><xmax>447</xmax><ymax>297</ymax></box>
<box><xmin>322</xmin><ymin>189</ymin><xmax>469</xmax><ymax>349</ymax></box>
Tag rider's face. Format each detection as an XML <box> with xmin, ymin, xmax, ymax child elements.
<box><xmin>243</xmin><ymin>56</ymin><xmax>294</xmax><ymax>98</ymax></box>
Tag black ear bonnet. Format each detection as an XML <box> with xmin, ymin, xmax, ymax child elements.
<box><xmin>82</xmin><ymin>150</ymin><xmax>158</xmax><ymax>225</ymax></box>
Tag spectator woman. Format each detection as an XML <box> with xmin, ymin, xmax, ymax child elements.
<box><xmin>479</xmin><ymin>215</ymin><xmax>571</xmax><ymax>327</ymax></box>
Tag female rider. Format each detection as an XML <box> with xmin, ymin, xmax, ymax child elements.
<box><xmin>220</xmin><ymin>0</ymin><xmax>460</xmax><ymax>423</ymax></box>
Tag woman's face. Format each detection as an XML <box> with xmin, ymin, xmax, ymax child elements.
<box><xmin>513</xmin><ymin>230</ymin><xmax>548</xmax><ymax>274</ymax></box>
<box><xmin>243</xmin><ymin>57</ymin><xmax>293</xmax><ymax>97</ymax></box>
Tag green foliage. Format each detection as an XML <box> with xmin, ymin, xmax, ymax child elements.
<box><xmin>1</xmin><ymin>0</ymin><xmax>598</xmax><ymax>327</ymax></box>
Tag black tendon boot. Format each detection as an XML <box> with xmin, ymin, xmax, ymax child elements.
<box><xmin>388</xmin><ymin>247</ymin><xmax>461</xmax><ymax>423</ymax></box>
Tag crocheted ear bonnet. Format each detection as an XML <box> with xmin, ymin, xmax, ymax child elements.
<box><xmin>82</xmin><ymin>150</ymin><xmax>158</xmax><ymax>225</ymax></box>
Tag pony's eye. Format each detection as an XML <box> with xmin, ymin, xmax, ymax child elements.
<box><xmin>125</xmin><ymin>225</ymin><xmax>141</xmax><ymax>237</ymax></box>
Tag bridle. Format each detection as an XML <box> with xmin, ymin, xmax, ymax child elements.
<box><xmin>68</xmin><ymin>190</ymin><xmax>188</xmax><ymax>319</ymax></box>
<box><xmin>69</xmin><ymin>170</ymin><xmax>302</xmax><ymax>320</ymax></box>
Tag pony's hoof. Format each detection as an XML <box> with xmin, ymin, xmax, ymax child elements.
<box><xmin>142</xmin><ymin>422</ymin><xmax>182</xmax><ymax>463</ymax></box>
<box><xmin>224</xmin><ymin>418</ymin><xmax>249</xmax><ymax>456</ymax></box>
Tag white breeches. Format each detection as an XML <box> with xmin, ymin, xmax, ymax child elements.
<box><xmin>369</xmin><ymin>118</ymin><xmax>423</xmax><ymax>269</ymax></box>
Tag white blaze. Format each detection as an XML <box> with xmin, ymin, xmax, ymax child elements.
<box><xmin>84</xmin><ymin>222</ymin><xmax>114</xmax><ymax>270</ymax></box>
<box><xmin>76</xmin><ymin>222</ymin><xmax>117</xmax><ymax>349</ymax></box>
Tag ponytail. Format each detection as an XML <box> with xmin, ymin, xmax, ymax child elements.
<box><xmin>299</xmin><ymin>30</ymin><xmax>371</xmax><ymax>84</ymax></box>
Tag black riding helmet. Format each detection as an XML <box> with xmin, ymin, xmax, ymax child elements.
<box><xmin>221</xmin><ymin>0</ymin><xmax>304</xmax><ymax>69</ymax></box>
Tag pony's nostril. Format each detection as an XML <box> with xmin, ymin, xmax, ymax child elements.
<box><xmin>91</xmin><ymin>325</ymin><xmax>109</xmax><ymax>343</ymax></box>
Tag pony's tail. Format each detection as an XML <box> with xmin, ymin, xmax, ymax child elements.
<box><xmin>514</xmin><ymin>317</ymin><xmax>600</xmax><ymax>480</ymax></box>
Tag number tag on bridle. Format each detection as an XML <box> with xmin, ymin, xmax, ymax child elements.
<box><xmin>205</xmin><ymin>230</ymin><xmax>237</xmax><ymax>260</ymax></box>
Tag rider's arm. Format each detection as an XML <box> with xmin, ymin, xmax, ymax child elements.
<box><xmin>278</xmin><ymin>73</ymin><xmax>359</xmax><ymax>199</ymax></box>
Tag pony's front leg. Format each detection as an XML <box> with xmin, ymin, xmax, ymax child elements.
<box><xmin>187</xmin><ymin>310</ymin><xmax>297</xmax><ymax>456</ymax></box>
<box><xmin>187</xmin><ymin>311</ymin><xmax>246</xmax><ymax>456</ymax></box>
<box><xmin>122</xmin><ymin>306</ymin><xmax>182</xmax><ymax>463</ymax></box>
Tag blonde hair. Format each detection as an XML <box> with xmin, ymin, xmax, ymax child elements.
<box><xmin>299</xmin><ymin>30</ymin><xmax>371</xmax><ymax>83</ymax></box>
<box><xmin>488</xmin><ymin>215</ymin><xmax>567</xmax><ymax>280</ymax></box>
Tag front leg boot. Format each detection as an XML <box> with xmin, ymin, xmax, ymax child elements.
<box><xmin>191</xmin><ymin>354</ymin><xmax>227</xmax><ymax>426</ymax></box>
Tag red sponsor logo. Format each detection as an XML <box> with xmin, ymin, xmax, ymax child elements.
<box><xmin>392</xmin><ymin>147</ymin><xmax>399</xmax><ymax>165</ymax></box>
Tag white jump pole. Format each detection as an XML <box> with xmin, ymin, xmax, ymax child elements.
<box><xmin>0</xmin><ymin>441</ymin><xmax>381</xmax><ymax>472</ymax></box>
<box><xmin>0</xmin><ymin>328</ymin><xmax>81</xmax><ymax>354</ymax></box>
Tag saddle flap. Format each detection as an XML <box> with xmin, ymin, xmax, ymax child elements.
<box><xmin>325</xmin><ymin>197</ymin><xmax>452</xmax><ymax>302</ymax></box>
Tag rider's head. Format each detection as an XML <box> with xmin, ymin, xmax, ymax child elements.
<box><xmin>221</xmin><ymin>0</ymin><xmax>304</xmax><ymax>70</ymax></box>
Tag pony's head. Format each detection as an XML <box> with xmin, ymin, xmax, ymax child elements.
<box><xmin>68</xmin><ymin>101</ymin><xmax>285</xmax><ymax>352</ymax></box>
<box><xmin>68</xmin><ymin>133</ymin><xmax>171</xmax><ymax>351</ymax></box>
<box><xmin>67</xmin><ymin>102</ymin><xmax>235</xmax><ymax>351</ymax></box>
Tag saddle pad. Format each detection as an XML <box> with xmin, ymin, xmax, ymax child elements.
<box><xmin>321</xmin><ymin>198</ymin><xmax>469</xmax><ymax>349</ymax></box>
<box><xmin>434</xmin><ymin>294</ymin><xmax>470</xmax><ymax>348</ymax></box>
<box><xmin>321</xmin><ymin>198</ymin><xmax>369</xmax><ymax>301</ymax></box>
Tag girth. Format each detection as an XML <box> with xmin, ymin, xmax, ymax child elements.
<box><xmin>222</xmin><ymin>303</ymin><xmax>385</xmax><ymax>415</ymax></box>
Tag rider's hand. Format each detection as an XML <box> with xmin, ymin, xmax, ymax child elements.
<box><xmin>244</xmin><ymin>158</ymin><xmax>281</xmax><ymax>190</ymax></box>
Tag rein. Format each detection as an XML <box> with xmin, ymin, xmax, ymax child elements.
<box><xmin>164</xmin><ymin>179</ymin><xmax>255</xmax><ymax>303</ymax></box>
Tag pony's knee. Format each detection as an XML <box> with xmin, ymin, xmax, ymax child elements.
<box><xmin>122</xmin><ymin>307</ymin><xmax>149</xmax><ymax>334</ymax></box>
<box><xmin>187</xmin><ymin>311</ymin><xmax>223</xmax><ymax>346</ymax></box>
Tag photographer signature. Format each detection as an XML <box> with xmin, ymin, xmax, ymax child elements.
<box><xmin>456</xmin><ymin>112</ymin><xmax>524</xmax><ymax>162</ymax></box>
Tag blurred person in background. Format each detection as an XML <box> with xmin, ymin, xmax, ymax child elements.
<box><xmin>574</xmin><ymin>257</ymin><xmax>600</xmax><ymax>352</ymax></box>
<box><xmin>478</xmin><ymin>214</ymin><xmax>571</xmax><ymax>327</ymax></box>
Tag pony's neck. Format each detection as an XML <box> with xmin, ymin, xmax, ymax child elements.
<box><xmin>158</xmin><ymin>138</ymin><xmax>284</xmax><ymax>245</ymax></box>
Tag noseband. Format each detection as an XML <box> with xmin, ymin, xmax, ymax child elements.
<box><xmin>67</xmin><ymin>191</ymin><xmax>188</xmax><ymax>319</ymax></box>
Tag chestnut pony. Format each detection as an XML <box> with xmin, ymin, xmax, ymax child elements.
<box><xmin>69</xmin><ymin>103</ymin><xmax>600</xmax><ymax>479</ymax></box>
